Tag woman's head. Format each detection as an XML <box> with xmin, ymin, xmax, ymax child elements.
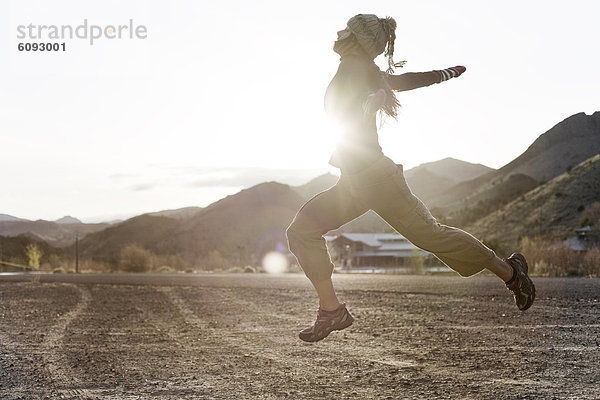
<box><xmin>334</xmin><ymin>14</ymin><xmax>403</xmax><ymax>73</ymax></box>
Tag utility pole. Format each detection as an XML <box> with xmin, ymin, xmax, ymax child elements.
<box><xmin>75</xmin><ymin>233</ymin><xmax>79</xmax><ymax>274</ymax></box>
<box><xmin>538</xmin><ymin>205</ymin><xmax>543</xmax><ymax>236</ymax></box>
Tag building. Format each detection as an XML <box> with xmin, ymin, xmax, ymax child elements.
<box><xmin>324</xmin><ymin>233</ymin><xmax>434</xmax><ymax>271</ymax></box>
<box><xmin>564</xmin><ymin>226</ymin><xmax>600</xmax><ymax>251</ymax></box>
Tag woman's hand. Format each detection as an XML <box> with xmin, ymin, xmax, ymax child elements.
<box><xmin>436</xmin><ymin>66</ymin><xmax>467</xmax><ymax>82</ymax></box>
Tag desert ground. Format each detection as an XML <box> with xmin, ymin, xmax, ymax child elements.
<box><xmin>1</xmin><ymin>272</ymin><xmax>599</xmax><ymax>400</ymax></box>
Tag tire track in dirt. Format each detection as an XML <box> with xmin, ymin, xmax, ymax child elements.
<box><xmin>40</xmin><ymin>284</ymin><xmax>92</xmax><ymax>399</ymax></box>
<box><xmin>163</xmin><ymin>286</ymin><xmax>426</xmax><ymax>398</ymax></box>
<box><xmin>158</xmin><ymin>286</ymin><xmax>347</xmax><ymax>398</ymax></box>
<box><xmin>0</xmin><ymin>319</ymin><xmax>39</xmax><ymax>398</ymax></box>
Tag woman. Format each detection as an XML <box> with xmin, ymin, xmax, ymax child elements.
<box><xmin>286</xmin><ymin>14</ymin><xmax>535</xmax><ymax>343</ymax></box>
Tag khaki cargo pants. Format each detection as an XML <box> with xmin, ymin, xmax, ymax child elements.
<box><xmin>286</xmin><ymin>156</ymin><xmax>496</xmax><ymax>282</ymax></box>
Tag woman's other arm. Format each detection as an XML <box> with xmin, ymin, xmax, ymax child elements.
<box><xmin>385</xmin><ymin>66</ymin><xmax>466</xmax><ymax>92</ymax></box>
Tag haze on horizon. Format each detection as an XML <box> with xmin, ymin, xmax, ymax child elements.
<box><xmin>1</xmin><ymin>0</ymin><xmax>599</xmax><ymax>222</ymax></box>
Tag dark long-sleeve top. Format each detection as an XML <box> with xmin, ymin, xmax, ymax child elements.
<box><xmin>324</xmin><ymin>54</ymin><xmax>442</xmax><ymax>173</ymax></box>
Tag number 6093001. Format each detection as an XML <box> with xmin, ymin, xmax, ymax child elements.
<box><xmin>18</xmin><ymin>42</ymin><xmax>66</xmax><ymax>51</ymax></box>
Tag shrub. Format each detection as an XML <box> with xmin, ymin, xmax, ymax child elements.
<box><xmin>157</xmin><ymin>265</ymin><xmax>175</xmax><ymax>273</ymax></box>
<box><xmin>119</xmin><ymin>244</ymin><xmax>152</xmax><ymax>272</ymax></box>
<box><xmin>520</xmin><ymin>236</ymin><xmax>585</xmax><ymax>276</ymax></box>
<box><xmin>582</xmin><ymin>247</ymin><xmax>600</xmax><ymax>277</ymax></box>
<box><xmin>53</xmin><ymin>268</ymin><xmax>65</xmax><ymax>274</ymax></box>
<box><xmin>243</xmin><ymin>265</ymin><xmax>256</xmax><ymax>273</ymax></box>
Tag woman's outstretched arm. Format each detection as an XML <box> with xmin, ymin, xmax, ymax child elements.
<box><xmin>385</xmin><ymin>66</ymin><xmax>466</xmax><ymax>92</ymax></box>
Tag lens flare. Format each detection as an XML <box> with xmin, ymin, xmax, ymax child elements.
<box><xmin>262</xmin><ymin>251</ymin><xmax>288</xmax><ymax>274</ymax></box>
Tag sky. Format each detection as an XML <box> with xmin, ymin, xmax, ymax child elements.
<box><xmin>1</xmin><ymin>0</ymin><xmax>599</xmax><ymax>222</ymax></box>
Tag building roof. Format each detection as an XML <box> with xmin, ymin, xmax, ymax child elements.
<box><xmin>354</xmin><ymin>249</ymin><xmax>428</xmax><ymax>258</ymax></box>
<box><xmin>326</xmin><ymin>233</ymin><xmax>408</xmax><ymax>248</ymax></box>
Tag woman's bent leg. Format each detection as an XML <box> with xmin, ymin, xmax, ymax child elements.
<box><xmin>286</xmin><ymin>177</ymin><xmax>368</xmax><ymax>284</ymax></box>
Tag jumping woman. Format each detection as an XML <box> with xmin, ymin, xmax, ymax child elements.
<box><xmin>286</xmin><ymin>14</ymin><xmax>536</xmax><ymax>343</ymax></box>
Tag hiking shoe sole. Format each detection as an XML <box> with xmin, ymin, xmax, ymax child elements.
<box><xmin>299</xmin><ymin>304</ymin><xmax>354</xmax><ymax>342</ymax></box>
<box><xmin>505</xmin><ymin>252</ymin><xmax>536</xmax><ymax>311</ymax></box>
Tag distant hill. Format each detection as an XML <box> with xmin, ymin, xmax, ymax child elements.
<box><xmin>0</xmin><ymin>220</ymin><xmax>110</xmax><ymax>247</ymax></box>
<box><xmin>55</xmin><ymin>216</ymin><xmax>82</xmax><ymax>224</ymax></box>
<box><xmin>405</xmin><ymin>157</ymin><xmax>494</xmax><ymax>185</ymax></box>
<box><xmin>0</xmin><ymin>214</ymin><xmax>28</xmax><ymax>222</ymax></box>
<box><xmin>467</xmin><ymin>153</ymin><xmax>600</xmax><ymax>251</ymax></box>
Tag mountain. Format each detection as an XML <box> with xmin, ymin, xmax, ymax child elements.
<box><xmin>403</xmin><ymin>158</ymin><xmax>495</xmax><ymax>204</ymax></box>
<box><xmin>0</xmin><ymin>220</ymin><xmax>111</xmax><ymax>247</ymax></box>
<box><xmin>429</xmin><ymin>112</ymin><xmax>600</xmax><ymax>218</ymax></box>
<box><xmin>404</xmin><ymin>157</ymin><xmax>494</xmax><ymax>184</ymax></box>
<box><xmin>79</xmin><ymin>181</ymin><xmax>310</xmax><ymax>267</ymax></box>
<box><xmin>497</xmin><ymin>112</ymin><xmax>600</xmax><ymax>182</ymax></box>
<box><xmin>18</xmin><ymin>112</ymin><xmax>600</xmax><ymax>267</ymax></box>
<box><xmin>467</xmin><ymin>153</ymin><xmax>600</xmax><ymax>251</ymax></box>
<box><xmin>77</xmin><ymin>214</ymin><xmax>181</xmax><ymax>264</ymax></box>
<box><xmin>55</xmin><ymin>216</ymin><xmax>82</xmax><ymax>224</ymax></box>
<box><xmin>0</xmin><ymin>214</ymin><xmax>28</xmax><ymax>222</ymax></box>
<box><xmin>147</xmin><ymin>207</ymin><xmax>203</xmax><ymax>220</ymax></box>
<box><xmin>167</xmin><ymin>182</ymin><xmax>305</xmax><ymax>266</ymax></box>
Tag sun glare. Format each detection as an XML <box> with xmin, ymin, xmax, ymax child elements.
<box><xmin>262</xmin><ymin>251</ymin><xmax>289</xmax><ymax>274</ymax></box>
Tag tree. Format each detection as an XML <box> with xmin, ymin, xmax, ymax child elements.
<box><xmin>25</xmin><ymin>244</ymin><xmax>42</xmax><ymax>269</ymax></box>
<box><xmin>119</xmin><ymin>244</ymin><xmax>152</xmax><ymax>272</ymax></box>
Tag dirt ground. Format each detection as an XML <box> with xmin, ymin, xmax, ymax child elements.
<box><xmin>1</xmin><ymin>273</ymin><xmax>599</xmax><ymax>400</ymax></box>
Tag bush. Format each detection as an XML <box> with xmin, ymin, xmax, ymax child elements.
<box><xmin>520</xmin><ymin>236</ymin><xmax>586</xmax><ymax>277</ymax></box>
<box><xmin>157</xmin><ymin>265</ymin><xmax>175</xmax><ymax>273</ymax></box>
<box><xmin>243</xmin><ymin>265</ymin><xmax>256</xmax><ymax>273</ymax></box>
<box><xmin>119</xmin><ymin>244</ymin><xmax>152</xmax><ymax>272</ymax></box>
<box><xmin>53</xmin><ymin>268</ymin><xmax>65</xmax><ymax>274</ymax></box>
<box><xmin>582</xmin><ymin>247</ymin><xmax>600</xmax><ymax>277</ymax></box>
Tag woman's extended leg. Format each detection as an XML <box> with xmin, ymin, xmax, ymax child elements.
<box><xmin>364</xmin><ymin>164</ymin><xmax>535</xmax><ymax>310</ymax></box>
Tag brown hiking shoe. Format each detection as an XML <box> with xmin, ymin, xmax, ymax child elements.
<box><xmin>505</xmin><ymin>253</ymin><xmax>536</xmax><ymax>311</ymax></box>
<box><xmin>299</xmin><ymin>303</ymin><xmax>354</xmax><ymax>342</ymax></box>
